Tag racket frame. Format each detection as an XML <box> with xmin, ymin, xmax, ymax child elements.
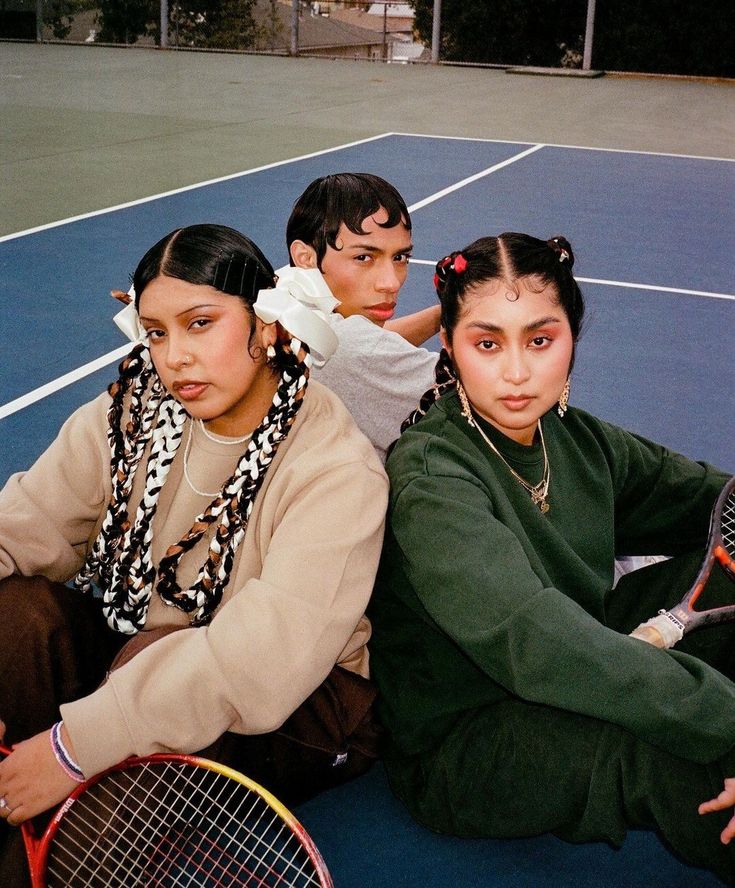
<box><xmin>0</xmin><ymin>747</ymin><xmax>334</xmax><ymax>888</ymax></box>
<box><xmin>630</xmin><ymin>476</ymin><xmax>735</xmax><ymax>648</ymax></box>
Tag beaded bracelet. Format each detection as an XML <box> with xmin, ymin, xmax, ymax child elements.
<box><xmin>50</xmin><ymin>721</ymin><xmax>85</xmax><ymax>783</ymax></box>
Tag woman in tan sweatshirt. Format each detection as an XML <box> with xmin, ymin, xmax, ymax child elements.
<box><xmin>0</xmin><ymin>225</ymin><xmax>387</xmax><ymax>875</ymax></box>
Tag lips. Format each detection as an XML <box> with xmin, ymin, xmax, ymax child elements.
<box><xmin>173</xmin><ymin>380</ymin><xmax>209</xmax><ymax>401</ymax></box>
<box><xmin>500</xmin><ymin>396</ymin><xmax>533</xmax><ymax>411</ymax></box>
<box><xmin>366</xmin><ymin>302</ymin><xmax>396</xmax><ymax>322</ymax></box>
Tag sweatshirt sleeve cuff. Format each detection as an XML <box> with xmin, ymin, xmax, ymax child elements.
<box><xmin>60</xmin><ymin>682</ymin><xmax>137</xmax><ymax>777</ymax></box>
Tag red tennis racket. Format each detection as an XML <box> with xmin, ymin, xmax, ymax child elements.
<box><xmin>630</xmin><ymin>475</ymin><xmax>735</xmax><ymax>649</ymax></box>
<box><xmin>0</xmin><ymin>747</ymin><xmax>333</xmax><ymax>887</ymax></box>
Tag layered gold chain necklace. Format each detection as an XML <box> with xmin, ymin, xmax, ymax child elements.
<box><xmin>457</xmin><ymin>383</ymin><xmax>551</xmax><ymax>513</ymax></box>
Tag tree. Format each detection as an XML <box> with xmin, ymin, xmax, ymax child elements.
<box><xmin>96</xmin><ymin>0</ymin><xmax>156</xmax><ymax>43</ymax></box>
<box><xmin>410</xmin><ymin>0</ymin><xmax>734</xmax><ymax>77</ymax></box>
<box><xmin>170</xmin><ymin>0</ymin><xmax>258</xmax><ymax>48</ymax></box>
<box><xmin>42</xmin><ymin>0</ymin><xmax>92</xmax><ymax>39</ymax></box>
<box><xmin>410</xmin><ymin>0</ymin><xmax>586</xmax><ymax>67</ymax></box>
<box><xmin>95</xmin><ymin>0</ymin><xmax>258</xmax><ymax>47</ymax></box>
<box><xmin>593</xmin><ymin>0</ymin><xmax>734</xmax><ymax>78</ymax></box>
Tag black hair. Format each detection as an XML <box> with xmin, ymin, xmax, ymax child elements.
<box><xmin>286</xmin><ymin>173</ymin><xmax>411</xmax><ymax>267</ymax></box>
<box><xmin>402</xmin><ymin>233</ymin><xmax>584</xmax><ymax>433</ymax></box>
<box><xmin>133</xmin><ymin>223</ymin><xmax>286</xmax><ymax>371</ymax></box>
<box><xmin>435</xmin><ymin>233</ymin><xmax>584</xmax><ymax>346</ymax></box>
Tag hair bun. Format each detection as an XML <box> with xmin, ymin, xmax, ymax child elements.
<box><xmin>433</xmin><ymin>251</ymin><xmax>468</xmax><ymax>294</ymax></box>
<box><xmin>548</xmin><ymin>236</ymin><xmax>574</xmax><ymax>268</ymax></box>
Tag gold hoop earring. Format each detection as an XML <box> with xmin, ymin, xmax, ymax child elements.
<box><xmin>557</xmin><ymin>378</ymin><xmax>571</xmax><ymax>418</ymax></box>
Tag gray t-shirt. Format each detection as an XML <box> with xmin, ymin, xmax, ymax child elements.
<box><xmin>312</xmin><ymin>313</ymin><xmax>438</xmax><ymax>462</ymax></box>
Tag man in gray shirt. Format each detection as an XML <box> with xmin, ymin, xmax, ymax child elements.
<box><xmin>286</xmin><ymin>173</ymin><xmax>439</xmax><ymax>462</ymax></box>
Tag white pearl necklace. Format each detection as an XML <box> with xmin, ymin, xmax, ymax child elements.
<box><xmin>183</xmin><ymin>420</ymin><xmax>253</xmax><ymax>498</ymax></box>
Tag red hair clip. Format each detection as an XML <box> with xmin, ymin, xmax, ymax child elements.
<box><xmin>453</xmin><ymin>254</ymin><xmax>467</xmax><ymax>274</ymax></box>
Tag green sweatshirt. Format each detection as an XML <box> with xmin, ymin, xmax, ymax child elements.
<box><xmin>369</xmin><ymin>392</ymin><xmax>733</xmax><ymax>767</ymax></box>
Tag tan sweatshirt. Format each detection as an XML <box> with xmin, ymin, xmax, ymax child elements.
<box><xmin>0</xmin><ymin>382</ymin><xmax>388</xmax><ymax>776</ymax></box>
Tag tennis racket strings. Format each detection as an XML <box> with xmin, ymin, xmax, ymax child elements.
<box><xmin>44</xmin><ymin>758</ymin><xmax>328</xmax><ymax>887</ymax></box>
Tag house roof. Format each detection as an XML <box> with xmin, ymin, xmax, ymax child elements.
<box><xmin>255</xmin><ymin>1</ymin><xmax>390</xmax><ymax>51</ymax></box>
<box><xmin>324</xmin><ymin>7</ymin><xmax>414</xmax><ymax>35</ymax></box>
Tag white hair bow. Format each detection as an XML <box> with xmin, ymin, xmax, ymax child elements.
<box><xmin>112</xmin><ymin>286</ymin><xmax>148</xmax><ymax>346</ymax></box>
<box><xmin>254</xmin><ymin>266</ymin><xmax>339</xmax><ymax>368</ymax></box>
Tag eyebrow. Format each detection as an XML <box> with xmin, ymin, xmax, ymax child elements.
<box><xmin>139</xmin><ymin>303</ymin><xmax>222</xmax><ymax>323</ymax></box>
<box><xmin>467</xmin><ymin>316</ymin><xmax>563</xmax><ymax>334</ymax></box>
<box><xmin>342</xmin><ymin>242</ymin><xmax>413</xmax><ymax>255</ymax></box>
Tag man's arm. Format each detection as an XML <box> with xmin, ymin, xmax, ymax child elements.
<box><xmin>385</xmin><ymin>305</ymin><xmax>441</xmax><ymax>347</ymax></box>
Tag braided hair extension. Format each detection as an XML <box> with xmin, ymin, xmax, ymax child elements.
<box><xmin>400</xmin><ymin>249</ymin><xmax>468</xmax><ymax>433</ymax></box>
<box><xmin>74</xmin><ymin>336</ymin><xmax>311</xmax><ymax>634</ymax></box>
<box><xmin>75</xmin><ymin>344</ymin><xmax>164</xmax><ymax>598</ymax></box>
<box><xmin>155</xmin><ymin>337</ymin><xmax>311</xmax><ymax>626</ymax></box>
<box><xmin>74</xmin><ymin>224</ymin><xmax>313</xmax><ymax>634</ymax></box>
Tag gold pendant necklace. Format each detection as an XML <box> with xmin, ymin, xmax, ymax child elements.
<box><xmin>457</xmin><ymin>383</ymin><xmax>551</xmax><ymax>513</ymax></box>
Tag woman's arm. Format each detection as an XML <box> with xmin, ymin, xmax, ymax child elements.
<box><xmin>388</xmin><ymin>464</ymin><xmax>735</xmax><ymax>765</ymax></box>
<box><xmin>60</xmin><ymin>454</ymin><xmax>388</xmax><ymax>777</ymax></box>
<box><xmin>0</xmin><ymin>393</ymin><xmax>111</xmax><ymax>582</ymax></box>
<box><xmin>0</xmin><ymin>722</ymin><xmax>79</xmax><ymax>824</ymax></box>
<box><xmin>384</xmin><ymin>305</ymin><xmax>441</xmax><ymax>347</ymax></box>
<box><xmin>596</xmin><ymin>417</ymin><xmax>728</xmax><ymax>556</ymax></box>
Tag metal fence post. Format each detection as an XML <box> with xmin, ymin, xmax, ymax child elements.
<box><xmin>290</xmin><ymin>0</ymin><xmax>299</xmax><ymax>56</ymax></box>
<box><xmin>160</xmin><ymin>0</ymin><xmax>169</xmax><ymax>47</ymax></box>
<box><xmin>582</xmin><ymin>0</ymin><xmax>597</xmax><ymax>70</ymax></box>
<box><xmin>430</xmin><ymin>0</ymin><xmax>441</xmax><ymax>63</ymax></box>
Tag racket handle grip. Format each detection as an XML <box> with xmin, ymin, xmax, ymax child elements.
<box><xmin>629</xmin><ymin>610</ymin><xmax>685</xmax><ymax>649</ymax></box>
<box><xmin>630</xmin><ymin>624</ymin><xmax>668</xmax><ymax>648</ymax></box>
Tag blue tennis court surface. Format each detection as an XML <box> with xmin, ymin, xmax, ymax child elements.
<box><xmin>2</xmin><ymin>133</ymin><xmax>732</xmax><ymax>482</ymax></box>
<box><xmin>1</xmin><ymin>131</ymin><xmax>732</xmax><ymax>886</ymax></box>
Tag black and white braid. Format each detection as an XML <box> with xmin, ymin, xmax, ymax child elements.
<box><xmin>156</xmin><ymin>337</ymin><xmax>310</xmax><ymax>625</ymax></box>
<box><xmin>75</xmin><ymin>337</ymin><xmax>310</xmax><ymax>634</ymax></box>
<box><xmin>75</xmin><ymin>344</ymin><xmax>162</xmax><ymax>597</ymax></box>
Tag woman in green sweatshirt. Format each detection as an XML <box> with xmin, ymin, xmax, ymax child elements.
<box><xmin>368</xmin><ymin>232</ymin><xmax>735</xmax><ymax>884</ymax></box>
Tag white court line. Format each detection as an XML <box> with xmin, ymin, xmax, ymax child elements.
<box><xmin>3</xmin><ymin>136</ymin><xmax>731</xmax><ymax>420</ymax></box>
<box><xmin>390</xmin><ymin>131</ymin><xmax>735</xmax><ymax>164</ymax></box>
<box><xmin>575</xmin><ymin>277</ymin><xmax>734</xmax><ymax>301</ymax></box>
<box><xmin>410</xmin><ymin>259</ymin><xmax>735</xmax><ymax>301</ymax></box>
<box><xmin>406</xmin><ymin>144</ymin><xmax>545</xmax><ymax>213</ymax></box>
<box><xmin>0</xmin><ymin>345</ymin><xmax>131</xmax><ymax>420</ymax></box>
<box><xmin>0</xmin><ymin>141</ymin><xmax>544</xmax><ymax>420</ymax></box>
<box><xmin>0</xmin><ymin>132</ymin><xmax>396</xmax><ymax>244</ymax></box>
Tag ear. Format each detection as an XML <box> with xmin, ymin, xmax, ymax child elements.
<box><xmin>256</xmin><ymin>318</ymin><xmax>279</xmax><ymax>354</ymax></box>
<box><xmin>439</xmin><ymin>327</ymin><xmax>450</xmax><ymax>354</ymax></box>
<box><xmin>289</xmin><ymin>240</ymin><xmax>319</xmax><ymax>269</ymax></box>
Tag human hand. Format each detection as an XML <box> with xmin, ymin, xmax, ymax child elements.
<box><xmin>699</xmin><ymin>777</ymin><xmax>735</xmax><ymax>844</ymax></box>
<box><xmin>0</xmin><ymin>727</ymin><xmax>79</xmax><ymax>825</ymax></box>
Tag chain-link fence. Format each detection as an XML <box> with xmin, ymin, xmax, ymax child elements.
<box><xmin>1</xmin><ymin>0</ymin><xmax>731</xmax><ymax>77</ymax></box>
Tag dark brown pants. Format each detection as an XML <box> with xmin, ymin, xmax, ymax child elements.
<box><xmin>0</xmin><ymin>575</ymin><xmax>379</xmax><ymax>887</ymax></box>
